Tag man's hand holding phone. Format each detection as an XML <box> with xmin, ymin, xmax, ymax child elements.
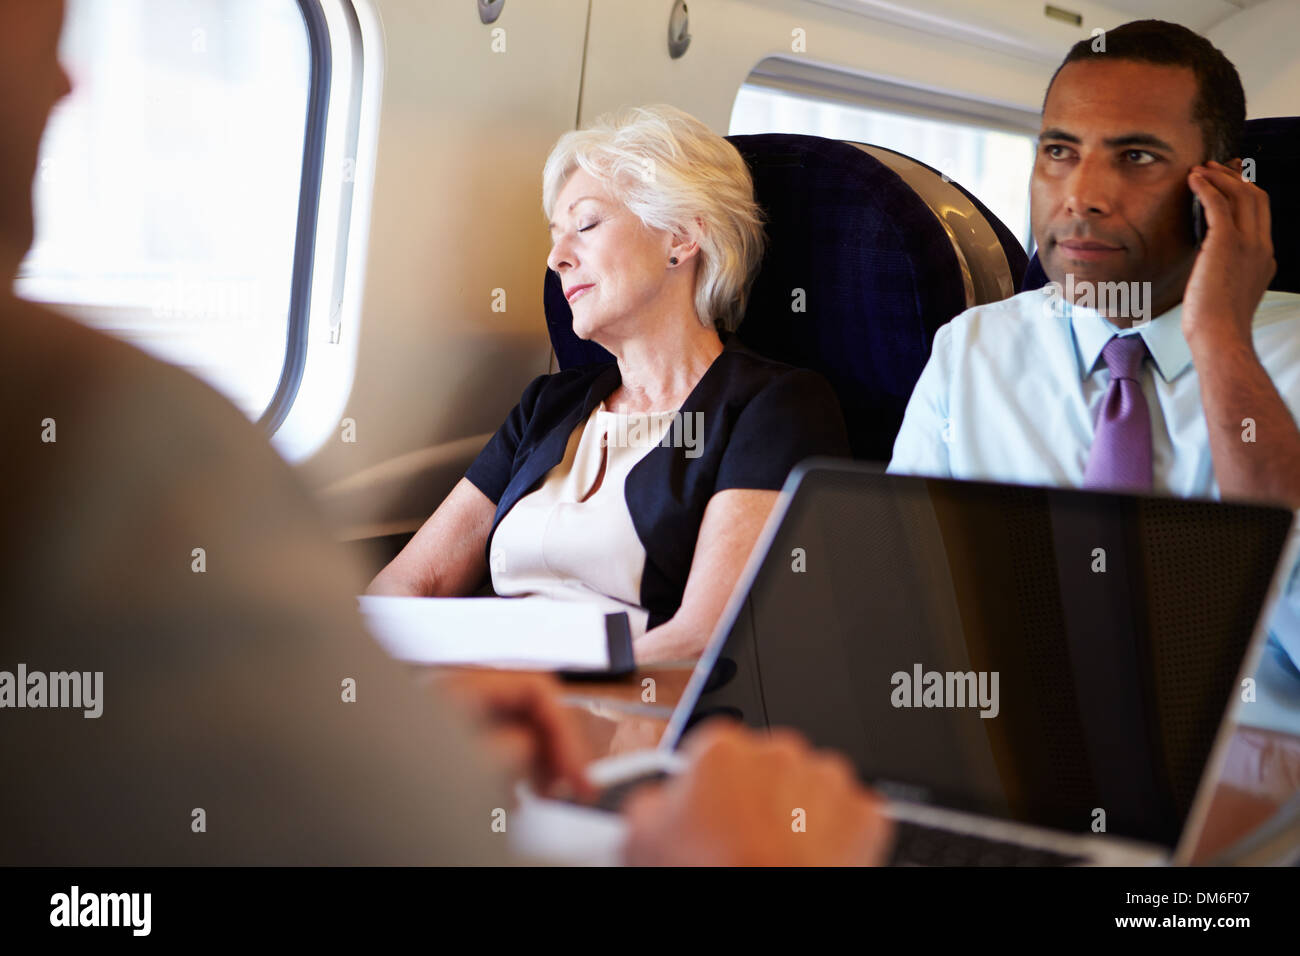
<box><xmin>1182</xmin><ymin>158</ymin><xmax>1277</xmax><ymax>349</ymax></box>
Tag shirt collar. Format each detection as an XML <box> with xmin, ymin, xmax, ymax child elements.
<box><xmin>1056</xmin><ymin>295</ymin><xmax>1194</xmax><ymax>384</ymax></box>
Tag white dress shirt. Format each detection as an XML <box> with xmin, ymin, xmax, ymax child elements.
<box><xmin>889</xmin><ymin>288</ymin><xmax>1300</xmax><ymax>670</ymax></box>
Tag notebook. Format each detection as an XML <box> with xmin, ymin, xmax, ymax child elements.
<box><xmin>358</xmin><ymin>595</ymin><xmax>634</xmax><ymax>674</ymax></box>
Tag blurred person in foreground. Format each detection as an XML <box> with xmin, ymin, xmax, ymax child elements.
<box><xmin>0</xmin><ymin>0</ymin><xmax>890</xmax><ymax>866</ymax></box>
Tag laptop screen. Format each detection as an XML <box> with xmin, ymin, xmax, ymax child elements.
<box><xmin>675</xmin><ymin>462</ymin><xmax>1293</xmax><ymax>848</ymax></box>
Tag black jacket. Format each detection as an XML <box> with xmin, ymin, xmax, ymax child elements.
<box><xmin>465</xmin><ymin>334</ymin><xmax>850</xmax><ymax>629</ymax></box>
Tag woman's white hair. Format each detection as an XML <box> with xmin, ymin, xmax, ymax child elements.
<box><xmin>542</xmin><ymin>104</ymin><xmax>765</xmax><ymax>333</ymax></box>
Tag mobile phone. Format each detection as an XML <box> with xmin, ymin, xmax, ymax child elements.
<box><xmin>1191</xmin><ymin>193</ymin><xmax>1207</xmax><ymax>246</ymax></box>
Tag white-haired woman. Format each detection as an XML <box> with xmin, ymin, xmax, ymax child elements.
<box><xmin>368</xmin><ymin>104</ymin><xmax>849</xmax><ymax>663</ymax></box>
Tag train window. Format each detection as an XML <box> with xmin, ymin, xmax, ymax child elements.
<box><xmin>16</xmin><ymin>0</ymin><xmax>323</xmax><ymax>425</ymax></box>
<box><xmin>730</xmin><ymin>78</ymin><xmax>1037</xmax><ymax>251</ymax></box>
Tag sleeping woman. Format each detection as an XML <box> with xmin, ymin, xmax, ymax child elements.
<box><xmin>366</xmin><ymin>104</ymin><xmax>849</xmax><ymax>663</ymax></box>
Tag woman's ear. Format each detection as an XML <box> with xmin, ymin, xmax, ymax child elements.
<box><xmin>668</xmin><ymin>218</ymin><xmax>705</xmax><ymax>266</ymax></box>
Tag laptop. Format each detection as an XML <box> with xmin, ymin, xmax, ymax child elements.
<box><xmin>523</xmin><ymin>460</ymin><xmax>1298</xmax><ymax>866</ymax></box>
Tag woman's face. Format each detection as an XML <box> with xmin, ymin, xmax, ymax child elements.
<box><xmin>546</xmin><ymin>168</ymin><xmax>678</xmax><ymax>343</ymax></box>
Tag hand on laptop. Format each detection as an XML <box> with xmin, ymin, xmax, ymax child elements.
<box><xmin>621</xmin><ymin>722</ymin><xmax>894</xmax><ymax>866</ymax></box>
<box><xmin>427</xmin><ymin>670</ymin><xmax>596</xmax><ymax>801</ymax></box>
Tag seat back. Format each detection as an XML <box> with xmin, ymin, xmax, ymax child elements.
<box><xmin>545</xmin><ymin>133</ymin><xmax>1028</xmax><ymax>460</ymax></box>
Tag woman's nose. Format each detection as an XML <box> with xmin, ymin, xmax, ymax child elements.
<box><xmin>547</xmin><ymin>237</ymin><xmax>575</xmax><ymax>273</ymax></box>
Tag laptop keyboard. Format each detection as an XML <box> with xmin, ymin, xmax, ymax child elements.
<box><xmin>889</xmin><ymin>819</ymin><xmax>1087</xmax><ymax>867</ymax></box>
<box><xmin>590</xmin><ymin>775</ymin><xmax>1086</xmax><ymax>866</ymax></box>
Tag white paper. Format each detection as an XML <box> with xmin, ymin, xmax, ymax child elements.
<box><xmin>357</xmin><ymin>595</ymin><xmax>618</xmax><ymax>670</ymax></box>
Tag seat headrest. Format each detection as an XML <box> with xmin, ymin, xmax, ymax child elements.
<box><xmin>545</xmin><ymin>133</ymin><xmax>1027</xmax><ymax>460</ymax></box>
<box><xmin>1024</xmin><ymin>116</ymin><xmax>1300</xmax><ymax>296</ymax></box>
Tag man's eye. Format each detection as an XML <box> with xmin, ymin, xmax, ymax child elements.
<box><xmin>1043</xmin><ymin>144</ymin><xmax>1070</xmax><ymax>159</ymax></box>
<box><xmin>1124</xmin><ymin>150</ymin><xmax>1156</xmax><ymax>164</ymax></box>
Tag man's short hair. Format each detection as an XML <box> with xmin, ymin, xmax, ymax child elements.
<box><xmin>1045</xmin><ymin>19</ymin><xmax>1246</xmax><ymax>162</ymax></box>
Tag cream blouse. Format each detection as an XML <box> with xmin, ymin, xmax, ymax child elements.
<box><xmin>488</xmin><ymin>401</ymin><xmax>679</xmax><ymax>640</ymax></box>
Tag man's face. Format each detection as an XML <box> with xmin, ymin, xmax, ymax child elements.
<box><xmin>1031</xmin><ymin>58</ymin><xmax>1207</xmax><ymax>317</ymax></box>
<box><xmin>0</xmin><ymin>0</ymin><xmax>72</xmax><ymax>278</ymax></box>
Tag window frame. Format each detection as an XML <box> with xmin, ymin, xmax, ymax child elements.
<box><xmin>732</xmin><ymin>57</ymin><xmax>1042</xmax><ymax>249</ymax></box>
<box><xmin>742</xmin><ymin>56</ymin><xmax>1042</xmax><ymax>137</ymax></box>
<box><xmin>258</xmin><ymin>0</ymin><xmax>334</xmax><ymax>434</ymax></box>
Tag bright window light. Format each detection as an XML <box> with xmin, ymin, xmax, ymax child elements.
<box><xmin>17</xmin><ymin>0</ymin><xmax>313</xmax><ymax>421</ymax></box>
<box><xmin>730</xmin><ymin>84</ymin><xmax>1035</xmax><ymax>251</ymax></box>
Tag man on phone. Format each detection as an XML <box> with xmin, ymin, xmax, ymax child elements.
<box><xmin>889</xmin><ymin>19</ymin><xmax>1300</xmax><ymax>672</ymax></box>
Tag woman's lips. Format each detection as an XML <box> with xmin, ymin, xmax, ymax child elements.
<box><xmin>565</xmin><ymin>283</ymin><xmax>594</xmax><ymax>303</ymax></box>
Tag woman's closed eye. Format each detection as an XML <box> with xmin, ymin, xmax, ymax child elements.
<box><xmin>578</xmin><ymin>220</ymin><xmax>600</xmax><ymax>233</ymax></box>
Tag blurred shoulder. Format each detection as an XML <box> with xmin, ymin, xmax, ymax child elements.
<box><xmin>1</xmin><ymin>294</ymin><xmax>274</xmax><ymax>450</ymax></box>
<box><xmin>0</xmin><ymin>294</ymin><xmax>330</xmax><ymax>565</ymax></box>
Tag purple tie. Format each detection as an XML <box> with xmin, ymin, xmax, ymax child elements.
<box><xmin>1083</xmin><ymin>335</ymin><xmax>1152</xmax><ymax>491</ymax></box>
